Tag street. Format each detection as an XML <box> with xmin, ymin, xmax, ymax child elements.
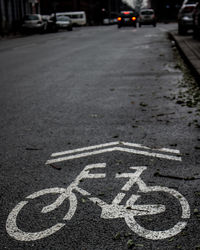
<box><xmin>0</xmin><ymin>23</ymin><xmax>200</xmax><ymax>249</ymax></box>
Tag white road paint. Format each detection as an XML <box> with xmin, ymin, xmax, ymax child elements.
<box><xmin>112</xmin><ymin>192</ymin><xmax>126</xmax><ymax>204</ymax></box>
<box><xmin>47</xmin><ymin>141</ymin><xmax>181</xmax><ymax>165</ymax></box>
<box><xmin>101</xmin><ymin>166</ymin><xmax>190</xmax><ymax>240</ymax></box>
<box><xmin>51</xmin><ymin>141</ymin><xmax>180</xmax><ymax>157</ymax></box>
<box><xmin>6</xmin><ymin>164</ymin><xmax>106</xmax><ymax>241</ymax></box>
<box><xmin>6</xmin><ymin>163</ymin><xmax>190</xmax><ymax>242</ymax></box>
<box><xmin>121</xmin><ymin>142</ymin><xmax>180</xmax><ymax>154</ymax></box>
<box><xmin>51</xmin><ymin>142</ymin><xmax>120</xmax><ymax>157</ymax></box>
<box><xmin>46</xmin><ymin>146</ymin><xmax>182</xmax><ymax>165</ymax></box>
<box><xmin>157</xmin><ymin>147</ymin><xmax>180</xmax><ymax>154</ymax></box>
<box><xmin>6</xmin><ymin>200</ymin><xmax>66</xmax><ymax>241</ymax></box>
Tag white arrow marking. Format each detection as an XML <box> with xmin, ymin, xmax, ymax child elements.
<box><xmin>46</xmin><ymin>147</ymin><xmax>182</xmax><ymax>165</ymax></box>
<box><xmin>51</xmin><ymin>141</ymin><xmax>180</xmax><ymax>158</ymax></box>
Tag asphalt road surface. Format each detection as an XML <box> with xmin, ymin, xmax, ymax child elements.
<box><xmin>0</xmin><ymin>23</ymin><xmax>200</xmax><ymax>250</ymax></box>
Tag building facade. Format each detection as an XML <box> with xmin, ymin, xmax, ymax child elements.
<box><xmin>0</xmin><ymin>0</ymin><xmax>41</xmax><ymax>35</ymax></box>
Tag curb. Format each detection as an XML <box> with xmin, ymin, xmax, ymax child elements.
<box><xmin>169</xmin><ymin>31</ymin><xmax>200</xmax><ymax>81</ymax></box>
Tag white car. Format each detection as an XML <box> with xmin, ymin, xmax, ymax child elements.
<box><xmin>56</xmin><ymin>16</ymin><xmax>73</xmax><ymax>31</ymax></box>
<box><xmin>139</xmin><ymin>9</ymin><xmax>156</xmax><ymax>27</ymax></box>
<box><xmin>21</xmin><ymin>14</ymin><xmax>48</xmax><ymax>34</ymax></box>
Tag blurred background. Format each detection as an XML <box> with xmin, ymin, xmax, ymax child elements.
<box><xmin>0</xmin><ymin>0</ymin><xmax>184</xmax><ymax>35</ymax></box>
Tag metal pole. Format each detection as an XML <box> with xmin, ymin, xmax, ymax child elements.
<box><xmin>108</xmin><ymin>0</ymin><xmax>111</xmax><ymax>20</ymax></box>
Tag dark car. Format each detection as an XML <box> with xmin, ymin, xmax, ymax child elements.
<box><xmin>193</xmin><ymin>2</ymin><xmax>200</xmax><ymax>39</ymax></box>
<box><xmin>117</xmin><ymin>11</ymin><xmax>137</xmax><ymax>28</ymax></box>
<box><xmin>178</xmin><ymin>3</ymin><xmax>197</xmax><ymax>35</ymax></box>
<box><xmin>42</xmin><ymin>15</ymin><xmax>58</xmax><ymax>33</ymax></box>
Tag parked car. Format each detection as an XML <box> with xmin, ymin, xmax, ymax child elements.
<box><xmin>178</xmin><ymin>3</ymin><xmax>197</xmax><ymax>35</ymax></box>
<box><xmin>55</xmin><ymin>16</ymin><xmax>73</xmax><ymax>31</ymax></box>
<box><xmin>21</xmin><ymin>14</ymin><xmax>48</xmax><ymax>34</ymax></box>
<box><xmin>103</xmin><ymin>12</ymin><xmax>118</xmax><ymax>25</ymax></box>
<box><xmin>193</xmin><ymin>2</ymin><xmax>200</xmax><ymax>39</ymax></box>
<box><xmin>117</xmin><ymin>11</ymin><xmax>137</xmax><ymax>28</ymax></box>
<box><xmin>55</xmin><ymin>11</ymin><xmax>87</xmax><ymax>26</ymax></box>
<box><xmin>138</xmin><ymin>9</ymin><xmax>156</xmax><ymax>27</ymax></box>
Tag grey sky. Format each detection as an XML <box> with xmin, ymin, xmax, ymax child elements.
<box><xmin>123</xmin><ymin>0</ymin><xmax>148</xmax><ymax>8</ymax></box>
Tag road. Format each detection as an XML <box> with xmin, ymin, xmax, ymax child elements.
<box><xmin>0</xmin><ymin>24</ymin><xmax>200</xmax><ymax>250</ymax></box>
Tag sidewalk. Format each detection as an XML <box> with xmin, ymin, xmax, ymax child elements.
<box><xmin>0</xmin><ymin>32</ymin><xmax>23</xmax><ymax>41</ymax></box>
<box><xmin>169</xmin><ymin>31</ymin><xmax>200</xmax><ymax>80</ymax></box>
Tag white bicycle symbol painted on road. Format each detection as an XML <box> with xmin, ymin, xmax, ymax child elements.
<box><xmin>6</xmin><ymin>163</ymin><xmax>190</xmax><ymax>241</ymax></box>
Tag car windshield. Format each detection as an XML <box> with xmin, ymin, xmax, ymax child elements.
<box><xmin>57</xmin><ymin>16</ymin><xmax>70</xmax><ymax>21</ymax></box>
<box><xmin>121</xmin><ymin>14</ymin><xmax>134</xmax><ymax>17</ymax></box>
<box><xmin>68</xmin><ymin>14</ymin><xmax>83</xmax><ymax>19</ymax></box>
<box><xmin>182</xmin><ymin>6</ymin><xmax>195</xmax><ymax>13</ymax></box>
<box><xmin>42</xmin><ymin>16</ymin><xmax>49</xmax><ymax>20</ymax></box>
<box><xmin>141</xmin><ymin>10</ymin><xmax>154</xmax><ymax>15</ymax></box>
<box><xmin>24</xmin><ymin>15</ymin><xmax>39</xmax><ymax>21</ymax></box>
<box><xmin>120</xmin><ymin>11</ymin><xmax>136</xmax><ymax>17</ymax></box>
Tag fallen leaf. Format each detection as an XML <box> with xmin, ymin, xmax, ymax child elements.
<box><xmin>90</xmin><ymin>114</ymin><xmax>98</xmax><ymax>118</ymax></box>
<box><xmin>113</xmin><ymin>232</ymin><xmax>121</xmax><ymax>240</ymax></box>
<box><xmin>140</xmin><ymin>102</ymin><xmax>148</xmax><ymax>107</ymax></box>
<box><xmin>154</xmin><ymin>172</ymin><xmax>197</xmax><ymax>181</ymax></box>
<box><xmin>135</xmin><ymin>244</ymin><xmax>144</xmax><ymax>247</ymax></box>
<box><xmin>50</xmin><ymin>164</ymin><xmax>62</xmax><ymax>170</ymax></box>
<box><xmin>127</xmin><ymin>239</ymin><xmax>134</xmax><ymax>248</ymax></box>
<box><xmin>81</xmin><ymin>198</ymin><xmax>86</xmax><ymax>203</ymax></box>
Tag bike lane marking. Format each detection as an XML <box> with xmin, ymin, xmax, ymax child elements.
<box><xmin>6</xmin><ymin>142</ymin><xmax>190</xmax><ymax>243</ymax></box>
<box><xmin>6</xmin><ymin>164</ymin><xmax>190</xmax><ymax>241</ymax></box>
<box><xmin>46</xmin><ymin>141</ymin><xmax>182</xmax><ymax>164</ymax></box>
<box><xmin>50</xmin><ymin>141</ymin><xmax>180</xmax><ymax>157</ymax></box>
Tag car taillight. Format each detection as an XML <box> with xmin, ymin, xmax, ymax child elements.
<box><xmin>117</xmin><ymin>17</ymin><xmax>122</xmax><ymax>21</ymax></box>
<box><xmin>132</xmin><ymin>17</ymin><xmax>136</xmax><ymax>21</ymax></box>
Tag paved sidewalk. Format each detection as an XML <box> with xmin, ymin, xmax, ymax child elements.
<box><xmin>169</xmin><ymin>31</ymin><xmax>200</xmax><ymax>79</ymax></box>
<box><xmin>0</xmin><ymin>32</ymin><xmax>25</xmax><ymax>40</ymax></box>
